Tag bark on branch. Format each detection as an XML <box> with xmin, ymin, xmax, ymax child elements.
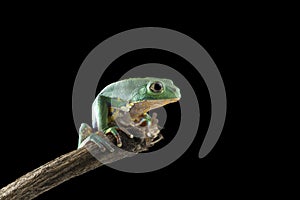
<box><xmin>0</xmin><ymin>132</ymin><xmax>156</xmax><ymax>200</ymax></box>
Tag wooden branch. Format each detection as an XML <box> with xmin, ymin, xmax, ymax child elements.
<box><xmin>0</xmin><ymin>132</ymin><xmax>155</xmax><ymax>200</ymax></box>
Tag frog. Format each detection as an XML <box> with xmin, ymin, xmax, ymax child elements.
<box><xmin>78</xmin><ymin>77</ymin><xmax>181</xmax><ymax>149</ymax></box>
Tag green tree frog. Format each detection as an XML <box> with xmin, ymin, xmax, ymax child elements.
<box><xmin>78</xmin><ymin>77</ymin><xmax>181</xmax><ymax>149</ymax></box>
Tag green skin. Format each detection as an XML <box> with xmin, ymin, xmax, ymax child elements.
<box><xmin>78</xmin><ymin>77</ymin><xmax>181</xmax><ymax>148</ymax></box>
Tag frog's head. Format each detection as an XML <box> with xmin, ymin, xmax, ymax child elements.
<box><xmin>130</xmin><ymin>78</ymin><xmax>181</xmax><ymax>119</ymax></box>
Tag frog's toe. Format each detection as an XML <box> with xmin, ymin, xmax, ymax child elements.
<box><xmin>78</xmin><ymin>123</ymin><xmax>94</xmax><ymax>148</ymax></box>
<box><xmin>90</xmin><ymin>133</ymin><xmax>115</xmax><ymax>152</ymax></box>
<box><xmin>79</xmin><ymin>132</ymin><xmax>115</xmax><ymax>152</ymax></box>
<box><xmin>79</xmin><ymin>123</ymin><xmax>93</xmax><ymax>135</ymax></box>
<box><xmin>105</xmin><ymin>127</ymin><xmax>122</xmax><ymax>147</ymax></box>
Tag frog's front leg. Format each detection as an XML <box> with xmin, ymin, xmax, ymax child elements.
<box><xmin>135</xmin><ymin>113</ymin><xmax>152</xmax><ymax>127</ymax></box>
<box><xmin>136</xmin><ymin>113</ymin><xmax>161</xmax><ymax>139</ymax></box>
<box><xmin>103</xmin><ymin>126</ymin><xmax>123</xmax><ymax>147</ymax></box>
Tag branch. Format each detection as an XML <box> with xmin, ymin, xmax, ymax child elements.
<box><xmin>0</xmin><ymin>132</ymin><xmax>157</xmax><ymax>200</ymax></box>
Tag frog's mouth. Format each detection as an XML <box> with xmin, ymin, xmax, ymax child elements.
<box><xmin>129</xmin><ymin>98</ymin><xmax>180</xmax><ymax>120</ymax></box>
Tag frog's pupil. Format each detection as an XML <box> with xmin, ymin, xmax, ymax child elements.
<box><xmin>154</xmin><ymin>83</ymin><xmax>162</xmax><ymax>91</ymax></box>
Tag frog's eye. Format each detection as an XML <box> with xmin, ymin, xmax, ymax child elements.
<box><xmin>150</xmin><ymin>82</ymin><xmax>163</xmax><ymax>93</ymax></box>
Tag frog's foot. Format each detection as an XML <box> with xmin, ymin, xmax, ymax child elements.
<box><xmin>78</xmin><ymin>132</ymin><xmax>114</xmax><ymax>152</ymax></box>
<box><xmin>78</xmin><ymin>123</ymin><xmax>93</xmax><ymax>148</ymax></box>
<box><xmin>134</xmin><ymin>113</ymin><xmax>152</xmax><ymax>127</ymax></box>
<box><xmin>104</xmin><ymin>126</ymin><xmax>123</xmax><ymax>147</ymax></box>
<box><xmin>150</xmin><ymin>134</ymin><xmax>164</xmax><ymax>145</ymax></box>
<box><xmin>140</xmin><ymin>113</ymin><xmax>160</xmax><ymax>138</ymax></box>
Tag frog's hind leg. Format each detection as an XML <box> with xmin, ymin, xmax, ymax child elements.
<box><xmin>78</xmin><ymin>123</ymin><xmax>115</xmax><ymax>152</ymax></box>
<box><xmin>78</xmin><ymin>123</ymin><xmax>93</xmax><ymax>148</ymax></box>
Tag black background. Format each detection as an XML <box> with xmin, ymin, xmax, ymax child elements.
<box><xmin>0</xmin><ymin>16</ymin><xmax>284</xmax><ymax>199</ymax></box>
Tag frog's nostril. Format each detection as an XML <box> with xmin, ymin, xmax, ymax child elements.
<box><xmin>170</xmin><ymin>87</ymin><xmax>177</xmax><ymax>92</ymax></box>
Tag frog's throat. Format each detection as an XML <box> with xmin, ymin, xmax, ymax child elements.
<box><xmin>129</xmin><ymin>98</ymin><xmax>180</xmax><ymax>120</ymax></box>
